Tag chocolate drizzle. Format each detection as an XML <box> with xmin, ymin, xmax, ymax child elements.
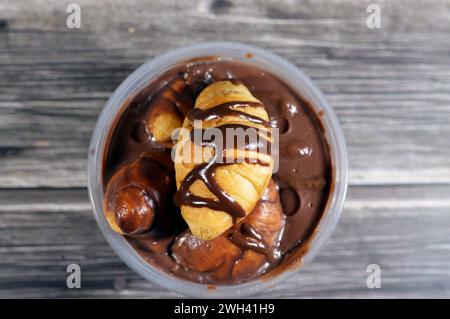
<box><xmin>173</xmin><ymin>160</ymin><xmax>246</xmax><ymax>218</ymax></box>
<box><xmin>173</xmin><ymin>100</ymin><xmax>272</xmax><ymax>220</ymax></box>
<box><xmin>188</xmin><ymin>101</ymin><xmax>270</xmax><ymax>127</ymax></box>
<box><xmin>173</xmin><ymin>154</ymin><xmax>271</xmax><ymax>220</ymax></box>
<box><xmin>226</xmin><ymin>187</ymin><xmax>284</xmax><ymax>263</ymax></box>
<box><xmin>228</xmin><ymin>223</ymin><xmax>276</xmax><ymax>260</ymax></box>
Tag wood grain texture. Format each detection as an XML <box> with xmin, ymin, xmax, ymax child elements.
<box><xmin>0</xmin><ymin>0</ymin><xmax>449</xmax><ymax>298</ymax></box>
<box><xmin>1</xmin><ymin>185</ymin><xmax>450</xmax><ymax>298</ymax></box>
<box><xmin>1</xmin><ymin>0</ymin><xmax>450</xmax><ymax>187</ymax></box>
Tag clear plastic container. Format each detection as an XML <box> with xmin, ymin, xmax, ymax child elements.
<box><xmin>87</xmin><ymin>42</ymin><xmax>348</xmax><ymax>298</ymax></box>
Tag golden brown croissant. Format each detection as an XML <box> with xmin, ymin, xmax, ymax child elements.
<box><xmin>173</xmin><ymin>81</ymin><xmax>273</xmax><ymax>240</ymax></box>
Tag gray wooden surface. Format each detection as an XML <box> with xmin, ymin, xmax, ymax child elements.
<box><xmin>1</xmin><ymin>0</ymin><xmax>450</xmax><ymax>298</ymax></box>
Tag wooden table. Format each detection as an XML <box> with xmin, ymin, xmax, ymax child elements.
<box><xmin>1</xmin><ymin>0</ymin><xmax>449</xmax><ymax>298</ymax></box>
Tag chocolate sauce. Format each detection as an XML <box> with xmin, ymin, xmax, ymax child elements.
<box><xmin>188</xmin><ymin>101</ymin><xmax>270</xmax><ymax>127</ymax></box>
<box><xmin>103</xmin><ymin>57</ymin><xmax>331</xmax><ymax>284</ymax></box>
<box><xmin>173</xmin><ymin>155</ymin><xmax>270</xmax><ymax>220</ymax></box>
<box><xmin>173</xmin><ymin>160</ymin><xmax>247</xmax><ymax>219</ymax></box>
<box><xmin>228</xmin><ymin>223</ymin><xmax>277</xmax><ymax>261</ymax></box>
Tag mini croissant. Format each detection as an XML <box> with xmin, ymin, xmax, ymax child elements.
<box><xmin>173</xmin><ymin>81</ymin><xmax>273</xmax><ymax>240</ymax></box>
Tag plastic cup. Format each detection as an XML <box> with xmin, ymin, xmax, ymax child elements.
<box><xmin>87</xmin><ymin>42</ymin><xmax>348</xmax><ymax>298</ymax></box>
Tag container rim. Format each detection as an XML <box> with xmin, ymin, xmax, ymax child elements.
<box><xmin>87</xmin><ymin>41</ymin><xmax>348</xmax><ymax>298</ymax></box>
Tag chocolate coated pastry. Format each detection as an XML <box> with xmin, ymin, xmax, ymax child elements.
<box><xmin>171</xmin><ymin>180</ymin><xmax>285</xmax><ymax>283</ymax></box>
<box><xmin>103</xmin><ymin>152</ymin><xmax>175</xmax><ymax>236</ymax></box>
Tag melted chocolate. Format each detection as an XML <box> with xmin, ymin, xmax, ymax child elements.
<box><xmin>188</xmin><ymin>101</ymin><xmax>270</xmax><ymax>127</ymax></box>
<box><xmin>102</xmin><ymin>57</ymin><xmax>331</xmax><ymax>284</ymax></box>
<box><xmin>173</xmin><ymin>160</ymin><xmax>247</xmax><ymax>218</ymax></box>
<box><xmin>228</xmin><ymin>223</ymin><xmax>276</xmax><ymax>261</ymax></box>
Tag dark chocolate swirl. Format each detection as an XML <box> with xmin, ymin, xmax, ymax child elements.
<box><xmin>188</xmin><ymin>101</ymin><xmax>270</xmax><ymax>127</ymax></box>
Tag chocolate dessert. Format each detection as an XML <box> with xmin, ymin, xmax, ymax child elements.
<box><xmin>102</xmin><ymin>57</ymin><xmax>331</xmax><ymax>284</ymax></box>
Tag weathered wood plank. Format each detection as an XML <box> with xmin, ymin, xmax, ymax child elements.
<box><xmin>1</xmin><ymin>0</ymin><xmax>450</xmax><ymax>299</ymax></box>
<box><xmin>0</xmin><ymin>184</ymin><xmax>449</xmax><ymax>298</ymax></box>
<box><xmin>1</xmin><ymin>0</ymin><xmax>450</xmax><ymax>187</ymax></box>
